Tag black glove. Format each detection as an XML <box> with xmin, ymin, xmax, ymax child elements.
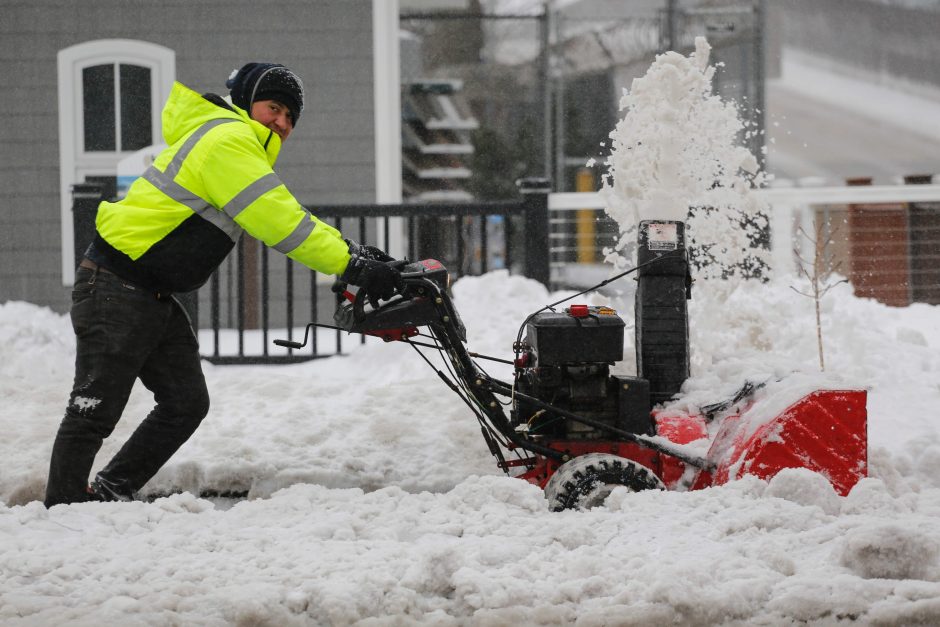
<box><xmin>360</xmin><ymin>245</ymin><xmax>395</xmax><ymax>263</ymax></box>
<box><xmin>345</xmin><ymin>240</ymin><xmax>394</xmax><ymax>263</ymax></box>
<box><xmin>341</xmin><ymin>254</ymin><xmax>404</xmax><ymax>308</ymax></box>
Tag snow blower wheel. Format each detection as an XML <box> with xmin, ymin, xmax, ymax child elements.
<box><xmin>543</xmin><ymin>453</ymin><xmax>665</xmax><ymax>512</ymax></box>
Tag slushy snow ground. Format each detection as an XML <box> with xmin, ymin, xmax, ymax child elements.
<box><xmin>1</xmin><ymin>268</ymin><xmax>940</xmax><ymax>625</ymax></box>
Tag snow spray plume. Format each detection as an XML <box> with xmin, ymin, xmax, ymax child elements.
<box><xmin>599</xmin><ymin>37</ymin><xmax>770</xmax><ymax>281</ymax></box>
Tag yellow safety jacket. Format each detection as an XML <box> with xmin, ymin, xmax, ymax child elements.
<box><xmin>87</xmin><ymin>81</ymin><xmax>350</xmax><ymax>293</ymax></box>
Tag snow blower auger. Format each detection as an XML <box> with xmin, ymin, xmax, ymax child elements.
<box><xmin>277</xmin><ymin>221</ymin><xmax>868</xmax><ymax>511</ymax></box>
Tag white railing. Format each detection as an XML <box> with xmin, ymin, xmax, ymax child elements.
<box><xmin>756</xmin><ymin>185</ymin><xmax>940</xmax><ymax>278</ymax></box>
<box><xmin>547</xmin><ymin>185</ymin><xmax>940</xmax><ymax>282</ymax></box>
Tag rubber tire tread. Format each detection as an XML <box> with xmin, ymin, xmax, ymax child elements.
<box><xmin>544</xmin><ymin>453</ymin><xmax>665</xmax><ymax>512</ymax></box>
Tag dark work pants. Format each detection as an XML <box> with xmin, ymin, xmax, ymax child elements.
<box><xmin>44</xmin><ymin>267</ymin><xmax>210</xmax><ymax>506</ymax></box>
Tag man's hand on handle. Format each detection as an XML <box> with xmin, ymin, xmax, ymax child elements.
<box><xmin>341</xmin><ymin>241</ymin><xmax>405</xmax><ymax>307</ymax></box>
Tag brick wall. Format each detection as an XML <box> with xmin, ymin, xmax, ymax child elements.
<box><xmin>846</xmin><ymin>178</ymin><xmax>911</xmax><ymax>307</ymax></box>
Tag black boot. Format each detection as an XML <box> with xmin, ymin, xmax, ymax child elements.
<box><xmin>88</xmin><ymin>474</ymin><xmax>136</xmax><ymax>502</ymax></box>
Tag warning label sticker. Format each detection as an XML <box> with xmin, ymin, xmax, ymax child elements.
<box><xmin>646</xmin><ymin>223</ymin><xmax>678</xmax><ymax>250</ymax></box>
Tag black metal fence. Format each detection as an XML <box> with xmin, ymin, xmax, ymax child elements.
<box><xmin>71</xmin><ymin>179</ymin><xmax>550</xmax><ymax>366</ymax></box>
<box><xmin>199</xmin><ymin>178</ymin><xmax>550</xmax><ymax>364</ymax></box>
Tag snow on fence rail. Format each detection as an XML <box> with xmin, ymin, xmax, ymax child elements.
<box><xmin>547</xmin><ymin>184</ymin><xmax>940</xmax><ymax>306</ymax></box>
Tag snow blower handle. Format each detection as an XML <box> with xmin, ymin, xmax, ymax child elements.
<box><xmin>273</xmin><ymin>323</ymin><xmax>317</xmax><ymax>350</ymax></box>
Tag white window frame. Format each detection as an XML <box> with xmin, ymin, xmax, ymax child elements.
<box><xmin>57</xmin><ymin>39</ymin><xmax>175</xmax><ymax>284</ymax></box>
<box><xmin>372</xmin><ymin>0</ymin><xmax>404</xmax><ymax>256</ymax></box>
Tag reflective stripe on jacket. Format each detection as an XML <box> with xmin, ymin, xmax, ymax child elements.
<box><xmin>87</xmin><ymin>81</ymin><xmax>350</xmax><ymax>293</ymax></box>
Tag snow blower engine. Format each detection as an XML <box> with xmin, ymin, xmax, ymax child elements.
<box><xmin>279</xmin><ymin>220</ymin><xmax>868</xmax><ymax>511</ymax></box>
<box><xmin>506</xmin><ymin>221</ymin><xmax>693</xmax><ymax>494</ymax></box>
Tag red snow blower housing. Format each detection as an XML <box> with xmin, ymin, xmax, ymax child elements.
<box><xmin>280</xmin><ymin>221</ymin><xmax>867</xmax><ymax>510</ymax></box>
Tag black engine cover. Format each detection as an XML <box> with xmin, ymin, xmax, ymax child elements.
<box><xmin>526</xmin><ymin>306</ymin><xmax>624</xmax><ymax>366</ymax></box>
<box><xmin>515</xmin><ymin>306</ymin><xmax>652</xmax><ymax>439</ymax></box>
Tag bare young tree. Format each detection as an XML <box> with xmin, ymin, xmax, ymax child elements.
<box><xmin>791</xmin><ymin>219</ymin><xmax>848</xmax><ymax>372</ymax></box>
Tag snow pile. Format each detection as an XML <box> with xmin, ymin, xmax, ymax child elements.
<box><xmin>451</xmin><ymin>269</ymin><xmax>553</xmax><ymax>357</ymax></box>
<box><xmin>600</xmin><ymin>37</ymin><xmax>769</xmax><ymax>279</ymax></box>
<box><xmin>2</xmin><ymin>273</ymin><xmax>940</xmax><ymax>623</ymax></box>
<box><xmin>839</xmin><ymin>523</ymin><xmax>940</xmax><ymax>581</ymax></box>
<box><xmin>0</xmin><ymin>300</ymin><xmax>75</xmax><ymax>380</ymax></box>
<box><xmin>3</xmin><ymin>470</ymin><xmax>940</xmax><ymax>625</ymax></box>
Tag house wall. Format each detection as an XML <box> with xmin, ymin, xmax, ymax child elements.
<box><xmin>771</xmin><ymin>0</ymin><xmax>940</xmax><ymax>89</ymax></box>
<box><xmin>0</xmin><ymin>0</ymin><xmax>376</xmax><ymax>313</ymax></box>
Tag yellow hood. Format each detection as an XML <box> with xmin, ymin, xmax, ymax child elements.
<box><xmin>160</xmin><ymin>81</ymin><xmax>281</xmax><ymax>166</ymax></box>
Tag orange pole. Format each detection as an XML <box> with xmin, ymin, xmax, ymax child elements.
<box><xmin>576</xmin><ymin>168</ymin><xmax>596</xmax><ymax>263</ymax></box>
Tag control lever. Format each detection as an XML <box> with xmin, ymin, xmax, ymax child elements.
<box><xmin>273</xmin><ymin>323</ymin><xmax>317</xmax><ymax>349</ymax></box>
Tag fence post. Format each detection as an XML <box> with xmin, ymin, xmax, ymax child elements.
<box><xmin>517</xmin><ymin>177</ymin><xmax>552</xmax><ymax>287</ymax></box>
<box><xmin>905</xmin><ymin>174</ymin><xmax>940</xmax><ymax>305</ymax></box>
<box><xmin>71</xmin><ymin>183</ymin><xmax>102</xmax><ymax>270</ymax></box>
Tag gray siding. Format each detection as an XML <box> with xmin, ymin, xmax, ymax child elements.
<box><xmin>0</xmin><ymin>0</ymin><xmax>376</xmax><ymax>312</ymax></box>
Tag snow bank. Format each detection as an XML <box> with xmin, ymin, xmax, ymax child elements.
<box><xmin>2</xmin><ymin>264</ymin><xmax>940</xmax><ymax>623</ymax></box>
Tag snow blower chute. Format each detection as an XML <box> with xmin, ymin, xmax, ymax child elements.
<box><xmin>278</xmin><ymin>220</ymin><xmax>867</xmax><ymax>510</ymax></box>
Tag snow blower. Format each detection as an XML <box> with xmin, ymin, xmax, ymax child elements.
<box><xmin>277</xmin><ymin>220</ymin><xmax>867</xmax><ymax>510</ymax></box>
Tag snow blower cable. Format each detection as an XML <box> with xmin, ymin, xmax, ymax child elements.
<box><xmin>415</xmin><ymin>326</ymin><xmax>561</xmax><ymax>467</ymax></box>
<box><xmin>409</xmin><ymin>328</ymin><xmax>495</xmax><ymax>434</ymax></box>
<box><xmin>407</xmin><ymin>335</ymin><xmax>522</xmax><ymax>467</ymax></box>
<box><xmin>406</xmin><ymin>335</ymin><xmax>514</xmax><ymax>366</ymax></box>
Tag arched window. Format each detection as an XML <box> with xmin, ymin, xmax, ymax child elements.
<box><xmin>57</xmin><ymin>39</ymin><xmax>175</xmax><ymax>283</ymax></box>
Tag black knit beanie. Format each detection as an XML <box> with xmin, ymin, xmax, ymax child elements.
<box><xmin>226</xmin><ymin>62</ymin><xmax>304</xmax><ymax>127</ymax></box>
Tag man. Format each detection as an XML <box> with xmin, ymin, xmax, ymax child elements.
<box><xmin>44</xmin><ymin>62</ymin><xmax>399</xmax><ymax>506</ymax></box>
